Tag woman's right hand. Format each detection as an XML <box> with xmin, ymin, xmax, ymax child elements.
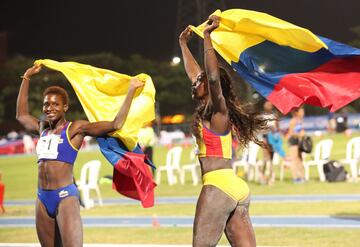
<box><xmin>179</xmin><ymin>26</ymin><xmax>192</xmax><ymax>45</ymax></box>
<box><xmin>24</xmin><ymin>64</ymin><xmax>42</xmax><ymax>79</ymax></box>
<box><xmin>203</xmin><ymin>15</ymin><xmax>220</xmax><ymax>34</ymax></box>
<box><xmin>129</xmin><ymin>78</ymin><xmax>145</xmax><ymax>90</ymax></box>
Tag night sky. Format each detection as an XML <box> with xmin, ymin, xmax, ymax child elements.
<box><xmin>1</xmin><ymin>0</ymin><xmax>359</xmax><ymax>61</ymax></box>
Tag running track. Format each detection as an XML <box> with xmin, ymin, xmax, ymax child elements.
<box><xmin>5</xmin><ymin>194</ymin><xmax>360</xmax><ymax>206</ymax></box>
<box><xmin>1</xmin><ymin>215</ymin><xmax>359</xmax><ymax>228</ymax></box>
<box><xmin>3</xmin><ymin>195</ymin><xmax>359</xmax><ymax>228</ymax></box>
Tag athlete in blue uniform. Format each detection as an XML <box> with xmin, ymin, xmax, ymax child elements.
<box><xmin>286</xmin><ymin>107</ymin><xmax>306</xmax><ymax>183</ymax></box>
<box><xmin>16</xmin><ymin>64</ymin><xmax>144</xmax><ymax>247</ymax></box>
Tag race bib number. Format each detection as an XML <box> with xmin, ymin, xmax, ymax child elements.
<box><xmin>36</xmin><ymin>134</ymin><xmax>60</xmax><ymax>159</ymax></box>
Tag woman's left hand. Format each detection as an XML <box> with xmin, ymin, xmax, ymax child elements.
<box><xmin>203</xmin><ymin>15</ymin><xmax>220</xmax><ymax>34</ymax></box>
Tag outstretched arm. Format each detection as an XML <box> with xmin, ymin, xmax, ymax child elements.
<box><xmin>16</xmin><ymin>65</ymin><xmax>42</xmax><ymax>133</ymax></box>
<box><xmin>179</xmin><ymin>26</ymin><xmax>203</xmax><ymax>83</ymax></box>
<box><xmin>203</xmin><ymin>16</ymin><xmax>229</xmax><ymax>132</ymax></box>
<box><xmin>71</xmin><ymin>78</ymin><xmax>145</xmax><ymax>138</ymax></box>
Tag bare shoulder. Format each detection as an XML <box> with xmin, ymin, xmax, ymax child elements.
<box><xmin>68</xmin><ymin>120</ymin><xmax>89</xmax><ymax>137</ymax></box>
<box><xmin>71</xmin><ymin>120</ymin><xmax>89</xmax><ymax>127</ymax></box>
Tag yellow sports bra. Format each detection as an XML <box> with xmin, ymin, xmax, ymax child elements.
<box><xmin>195</xmin><ymin>122</ymin><xmax>232</xmax><ymax>160</ymax></box>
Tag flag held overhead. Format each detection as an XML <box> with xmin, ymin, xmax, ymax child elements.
<box><xmin>191</xmin><ymin>9</ymin><xmax>360</xmax><ymax>114</ymax></box>
<box><xmin>35</xmin><ymin>59</ymin><xmax>156</xmax><ymax>150</ymax></box>
<box><xmin>36</xmin><ymin>59</ymin><xmax>157</xmax><ymax>207</ymax></box>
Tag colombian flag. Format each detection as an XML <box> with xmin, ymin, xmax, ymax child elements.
<box><xmin>191</xmin><ymin>9</ymin><xmax>360</xmax><ymax>114</ymax></box>
<box><xmin>97</xmin><ymin>136</ymin><xmax>156</xmax><ymax>208</ymax></box>
<box><xmin>36</xmin><ymin>59</ymin><xmax>156</xmax><ymax>207</ymax></box>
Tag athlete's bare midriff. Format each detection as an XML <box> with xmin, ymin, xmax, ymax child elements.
<box><xmin>38</xmin><ymin>161</ymin><xmax>73</xmax><ymax>189</ymax></box>
<box><xmin>199</xmin><ymin>157</ymin><xmax>232</xmax><ymax>176</ymax></box>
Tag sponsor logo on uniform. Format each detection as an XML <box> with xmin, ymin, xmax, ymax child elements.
<box><xmin>59</xmin><ymin>190</ymin><xmax>69</xmax><ymax>198</ymax></box>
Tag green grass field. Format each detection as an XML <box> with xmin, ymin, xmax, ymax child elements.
<box><xmin>0</xmin><ymin>132</ymin><xmax>359</xmax><ymax>246</ymax></box>
<box><xmin>0</xmin><ymin>228</ymin><xmax>359</xmax><ymax>247</ymax></box>
<box><xmin>4</xmin><ymin>201</ymin><xmax>360</xmax><ymax>217</ymax></box>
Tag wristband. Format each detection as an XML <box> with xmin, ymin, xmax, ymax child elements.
<box><xmin>20</xmin><ymin>75</ymin><xmax>30</xmax><ymax>81</ymax></box>
<box><xmin>205</xmin><ymin>47</ymin><xmax>214</xmax><ymax>53</ymax></box>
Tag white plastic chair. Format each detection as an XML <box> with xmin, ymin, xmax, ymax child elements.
<box><xmin>156</xmin><ymin>146</ymin><xmax>183</xmax><ymax>185</ymax></box>
<box><xmin>233</xmin><ymin>142</ymin><xmax>261</xmax><ymax>181</ymax></box>
<box><xmin>304</xmin><ymin>139</ymin><xmax>333</xmax><ymax>182</ymax></box>
<box><xmin>180</xmin><ymin>147</ymin><xmax>200</xmax><ymax>185</ymax></box>
<box><xmin>233</xmin><ymin>148</ymin><xmax>249</xmax><ymax>176</ymax></box>
<box><xmin>340</xmin><ymin>137</ymin><xmax>360</xmax><ymax>181</ymax></box>
<box><xmin>76</xmin><ymin>160</ymin><xmax>103</xmax><ymax>209</ymax></box>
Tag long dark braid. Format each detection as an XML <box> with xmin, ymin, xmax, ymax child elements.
<box><xmin>192</xmin><ymin>67</ymin><xmax>268</xmax><ymax>148</ymax></box>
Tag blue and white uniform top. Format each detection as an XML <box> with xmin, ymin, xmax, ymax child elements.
<box><xmin>36</xmin><ymin>121</ymin><xmax>78</xmax><ymax>165</ymax></box>
<box><xmin>293</xmin><ymin>121</ymin><xmax>303</xmax><ymax>134</ymax></box>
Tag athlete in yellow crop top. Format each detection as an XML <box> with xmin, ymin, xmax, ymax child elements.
<box><xmin>179</xmin><ymin>16</ymin><xmax>268</xmax><ymax>247</ymax></box>
<box><xmin>196</xmin><ymin>122</ymin><xmax>233</xmax><ymax>159</ymax></box>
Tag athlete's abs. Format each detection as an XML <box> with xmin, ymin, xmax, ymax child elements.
<box><xmin>38</xmin><ymin>160</ymin><xmax>74</xmax><ymax>189</ymax></box>
<box><xmin>36</xmin><ymin>121</ymin><xmax>80</xmax><ymax>189</ymax></box>
<box><xmin>199</xmin><ymin>157</ymin><xmax>232</xmax><ymax>175</ymax></box>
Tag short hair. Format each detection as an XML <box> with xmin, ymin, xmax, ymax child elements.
<box><xmin>291</xmin><ymin>107</ymin><xmax>304</xmax><ymax>116</ymax></box>
<box><xmin>43</xmin><ymin>86</ymin><xmax>69</xmax><ymax>105</ymax></box>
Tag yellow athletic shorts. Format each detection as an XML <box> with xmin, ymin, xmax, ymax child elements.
<box><xmin>203</xmin><ymin>169</ymin><xmax>250</xmax><ymax>202</ymax></box>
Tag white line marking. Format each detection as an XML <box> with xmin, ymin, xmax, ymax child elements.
<box><xmin>0</xmin><ymin>244</ymin><xmax>284</xmax><ymax>247</ymax></box>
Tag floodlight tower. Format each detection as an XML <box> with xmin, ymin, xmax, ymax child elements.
<box><xmin>174</xmin><ymin>0</ymin><xmax>226</xmax><ymax>62</ymax></box>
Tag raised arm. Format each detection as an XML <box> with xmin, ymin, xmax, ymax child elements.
<box><xmin>179</xmin><ymin>26</ymin><xmax>203</xmax><ymax>83</ymax></box>
<box><xmin>203</xmin><ymin>16</ymin><xmax>229</xmax><ymax>131</ymax></box>
<box><xmin>16</xmin><ymin>65</ymin><xmax>42</xmax><ymax>133</ymax></box>
<box><xmin>70</xmin><ymin>77</ymin><xmax>144</xmax><ymax>138</ymax></box>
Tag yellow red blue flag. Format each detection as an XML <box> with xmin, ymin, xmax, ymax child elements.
<box><xmin>35</xmin><ymin>59</ymin><xmax>155</xmax><ymax>150</ymax></box>
<box><xmin>191</xmin><ymin>9</ymin><xmax>360</xmax><ymax>114</ymax></box>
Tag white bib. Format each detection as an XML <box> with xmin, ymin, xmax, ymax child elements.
<box><xmin>36</xmin><ymin>134</ymin><xmax>60</xmax><ymax>160</ymax></box>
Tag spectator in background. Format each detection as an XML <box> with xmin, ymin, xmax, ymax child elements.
<box><xmin>7</xmin><ymin>130</ymin><xmax>19</xmax><ymax>140</ymax></box>
<box><xmin>22</xmin><ymin>133</ymin><xmax>35</xmax><ymax>154</ymax></box>
<box><xmin>0</xmin><ymin>136</ymin><xmax>7</xmax><ymax>145</ymax></box>
<box><xmin>327</xmin><ymin>112</ymin><xmax>336</xmax><ymax>134</ymax></box>
<box><xmin>260</xmin><ymin>101</ymin><xmax>280</xmax><ymax>185</ymax></box>
<box><xmin>286</xmin><ymin>107</ymin><xmax>305</xmax><ymax>183</ymax></box>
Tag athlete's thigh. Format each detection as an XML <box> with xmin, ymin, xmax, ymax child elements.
<box><xmin>224</xmin><ymin>202</ymin><xmax>256</xmax><ymax>247</ymax></box>
<box><xmin>56</xmin><ymin>197</ymin><xmax>82</xmax><ymax>247</ymax></box>
<box><xmin>193</xmin><ymin>185</ymin><xmax>237</xmax><ymax>247</ymax></box>
<box><xmin>36</xmin><ymin>198</ymin><xmax>58</xmax><ymax>247</ymax></box>
<box><xmin>289</xmin><ymin>145</ymin><xmax>299</xmax><ymax>159</ymax></box>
